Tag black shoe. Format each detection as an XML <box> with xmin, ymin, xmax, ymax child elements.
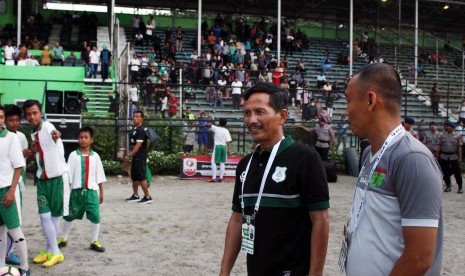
<box><xmin>138</xmin><ymin>196</ymin><xmax>153</xmax><ymax>204</ymax></box>
<box><xmin>125</xmin><ymin>194</ymin><xmax>140</xmax><ymax>202</ymax></box>
<box><xmin>207</xmin><ymin>179</ymin><xmax>217</xmax><ymax>183</ymax></box>
<box><xmin>218</xmin><ymin>179</ymin><xmax>223</xmax><ymax>183</ymax></box>
<box><xmin>458</xmin><ymin>189</ymin><xmax>463</xmax><ymax>194</ymax></box>
<box><xmin>18</xmin><ymin>268</ymin><xmax>30</xmax><ymax>276</ymax></box>
<box><xmin>444</xmin><ymin>187</ymin><xmax>452</xmax><ymax>192</ymax></box>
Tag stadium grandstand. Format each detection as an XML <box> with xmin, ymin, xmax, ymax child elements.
<box><xmin>1</xmin><ymin>0</ymin><xmax>465</xmax><ymax>161</ymax></box>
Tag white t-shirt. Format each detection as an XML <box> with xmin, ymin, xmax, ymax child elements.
<box><xmin>130</xmin><ymin>58</ymin><xmax>140</xmax><ymax>71</ymax></box>
<box><xmin>231</xmin><ymin>80</ymin><xmax>243</xmax><ymax>95</ymax></box>
<box><xmin>211</xmin><ymin>125</ymin><xmax>232</xmax><ymax>146</ymax></box>
<box><xmin>129</xmin><ymin>87</ymin><xmax>139</xmax><ymax>102</ymax></box>
<box><xmin>4</xmin><ymin>46</ymin><xmax>14</xmax><ymax>60</ymax></box>
<box><xmin>89</xmin><ymin>50</ymin><xmax>100</xmax><ymax>64</ymax></box>
<box><xmin>67</xmin><ymin>150</ymin><xmax>106</xmax><ymax>190</ymax></box>
<box><xmin>0</xmin><ymin>131</ymin><xmax>25</xmax><ymax>189</ymax></box>
<box><xmin>217</xmin><ymin>79</ymin><xmax>227</xmax><ymax>87</ymax></box>
<box><xmin>31</xmin><ymin>121</ymin><xmax>68</xmax><ymax>179</ymax></box>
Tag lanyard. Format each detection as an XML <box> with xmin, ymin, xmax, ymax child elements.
<box><xmin>241</xmin><ymin>138</ymin><xmax>283</xmax><ymax>214</ymax></box>
<box><xmin>349</xmin><ymin>124</ymin><xmax>404</xmax><ymax>232</ymax></box>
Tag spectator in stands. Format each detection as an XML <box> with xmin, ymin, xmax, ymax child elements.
<box><xmin>231</xmin><ymin>77</ymin><xmax>243</xmax><ymax>110</ymax></box>
<box><xmin>214</xmin><ymin>89</ymin><xmax>224</xmax><ymax>110</ymax></box>
<box><xmin>40</xmin><ymin>45</ymin><xmax>52</xmax><ymax>66</ymax></box>
<box><xmin>184</xmin><ymin>80</ymin><xmax>196</xmax><ymax>102</ymax></box>
<box><xmin>129</xmin><ymin>53</ymin><xmax>141</xmax><ymax>82</ymax></box>
<box><xmin>326</xmin><ymin>90</ymin><xmax>335</xmax><ymax>120</ymax></box>
<box><xmin>32</xmin><ymin>37</ymin><xmax>41</xmax><ymax>50</ymax></box>
<box><xmin>167</xmin><ymin>90</ymin><xmax>178</xmax><ymax>118</ymax></box>
<box><xmin>323</xmin><ymin>80</ymin><xmax>332</xmax><ymax>95</ymax></box>
<box><xmin>52</xmin><ymin>41</ymin><xmax>64</xmax><ymax>66</ymax></box>
<box><xmin>197</xmin><ymin>112</ymin><xmax>209</xmax><ymax>153</ymax></box>
<box><xmin>64</xmin><ymin>51</ymin><xmax>77</xmax><ymax>66</ymax></box>
<box><xmin>3</xmin><ymin>40</ymin><xmax>14</xmax><ymax>63</ymax></box>
<box><xmin>288</xmin><ymin>74</ymin><xmax>298</xmax><ymax>107</ymax></box>
<box><xmin>176</xmin><ymin>26</ymin><xmax>183</xmax><ymax>53</ymax></box>
<box><xmin>430</xmin><ymin>83</ymin><xmax>440</xmax><ymax>117</ymax></box>
<box><xmin>100</xmin><ymin>45</ymin><xmax>112</xmax><ymax>81</ymax></box>
<box><xmin>417</xmin><ymin>62</ymin><xmax>425</xmax><ymax>77</ymax></box>
<box><xmin>152</xmin><ymin>33</ymin><xmax>162</xmax><ymax>62</ymax></box>
<box><xmin>316</xmin><ymin>71</ymin><xmax>326</xmax><ymax>89</ymax></box>
<box><xmin>81</xmin><ymin>41</ymin><xmax>90</xmax><ymax>77</ymax></box>
<box><xmin>89</xmin><ymin>46</ymin><xmax>100</xmax><ymax>79</ymax></box>
<box><xmin>145</xmin><ymin>15</ymin><xmax>155</xmax><ymax>46</ymax></box>
<box><xmin>25</xmin><ymin>55</ymin><xmax>40</xmax><ymax>66</ymax></box>
<box><xmin>285</xmin><ymin>33</ymin><xmax>294</xmax><ymax>56</ymax></box>
<box><xmin>134</xmin><ymin>31</ymin><xmax>144</xmax><ymax>47</ymax></box>
<box><xmin>132</xmin><ymin>15</ymin><xmax>140</xmax><ymax>34</ymax></box>
<box><xmin>320</xmin><ymin>55</ymin><xmax>332</xmax><ymax>73</ymax></box>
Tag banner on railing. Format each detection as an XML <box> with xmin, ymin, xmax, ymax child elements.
<box><xmin>179</xmin><ymin>155</ymin><xmax>243</xmax><ymax>180</ymax></box>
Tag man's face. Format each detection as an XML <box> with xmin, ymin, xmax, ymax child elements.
<box><xmin>5</xmin><ymin>114</ymin><xmax>21</xmax><ymax>132</ymax></box>
<box><xmin>186</xmin><ymin>108</ymin><xmax>191</xmax><ymax>114</ymax></box>
<box><xmin>444</xmin><ymin>124</ymin><xmax>453</xmax><ymax>133</ymax></box>
<box><xmin>403</xmin><ymin>123</ymin><xmax>412</xmax><ymax>131</ymax></box>
<box><xmin>345</xmin><ymin>77</ymin><xmax>369</xmax><ymax>138</ymax></box>
<box><xmin>24</xmin><ymin>104</ymin><xmax>43</xmax><ymax>128</ymax></box>
<box><xmin>429</xmin><ymin>124</ymin><xmax>437</xmax><ymax>132</ymax></box>
<box><xmin>78</xmin><ymin>131</ymin><xmax>93</xmax><ymax>149</ymax></box>
<box><xmin>0</xmin><ymin>110</ymin><xmax>5</xmax><ymax>129</ymax></box>
<box><xmin>133</xmin><ymin>113</ymin><xmax>143</xmax><ymax>126</ymax></box>
<box><xmin>243</xmin><ymin>93</ymin><xmax>284</xmax><ymax>144</ymax></box>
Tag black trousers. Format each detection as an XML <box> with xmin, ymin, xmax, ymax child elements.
<box><xmin>316</xmin><ymin>146</ymin><xmax>329</xmax><ymax>161</ymax></box>
<box><xmin>440</xmin><ymin>158</ymin><xmax>463</xmax><ymax>189</ymax></box>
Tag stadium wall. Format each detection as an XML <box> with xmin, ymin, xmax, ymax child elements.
<box><xmin>0</xmin><ymin>66</ymin><xmax>85</xmax><ymax>105</ymax></box>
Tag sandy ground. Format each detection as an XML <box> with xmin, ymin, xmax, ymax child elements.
<box><xmin>17</xmin><ymin>175</ymin><xmax>465</xmax><ymax>275</ymax></box>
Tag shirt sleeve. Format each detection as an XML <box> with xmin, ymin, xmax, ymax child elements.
<box><xmin>9</xmin><ymin>134</ymin><xmax>26</xmax><ymax>169</ymax></box>
<box><xmin>394</xmin><ymin>152</ymin><xmax>442</xmax><ymax>227</ymax></box>
<box><xmin>94</xmin><ymin>153</ymin><xmax>107</xmax><ymax>184</ymax></box>
<box><xmin>67</xmin><ymin>151</ymin><xmax>77</xmax><ymax>185</ymax></box>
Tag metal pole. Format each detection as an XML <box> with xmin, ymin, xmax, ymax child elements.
<box><xmin>398</xmin><ymin>0</ymin><xmax>402</xmax><ymax>47</ymax></box>
<box><xmin>404</xmin><ymin>82</ymin><xmax>407</xmax><ymax>118</ymax></box>
<box><xmin>17</xmin><ymin>0</ymin><xmax>22</xmax><ymax>46</ymax></box>
<box><xmin>110</xmin><ymin>0</ymin><xmax>115</xmax><ymax>51</ymax></box>
<box><xmin>462</xmin><ymin>51</ymin><xmax>464</xmax><ymax>98</ymax></box>
<box><xmin>277</xmin><ymin>0</ymin><xmax>282</xmax><ymax>65</ymax></box>
<box><xmin>395</xmin><ymin>45</ymin><xmax>397</xmax><ymax>69</ymax></box>
<box><xmin>197</xmin><ymin>0</ymin><xmax>202</xmax><ymax>56</ymax></box>
<box><xmin>447</xmin><ymin>82</ymin><xmax>450</xmax><ymax>118</ymax></box>
<box><xmin>349</xmin><ymin>0</ymin><xmax>353</xmax><ymax>76</ymax></box>
<box><xmin>414</xmin><ymin>0</ymin><xmax>418</xmax><ymax>87</ymax></box>
<box><xmin>179</xmin><ymin>68</ymin><xmax>183</xmax><ymax>118</ymax></box>
<box><xmin>436</xmin><ymin>39</ymin><xmax>439</xmax><ymax>81</ymax></box>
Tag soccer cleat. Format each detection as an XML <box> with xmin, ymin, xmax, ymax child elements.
<box><xmin>125</xmin><ymin>194</ymin><xmax>140</xmax><ymax>202</ymax></box>
<box><xmin>18</xmin><ymin>268</ymin><xmax>31</xmax><ymax>276</ymax></box>
<box><xmin>6</xmin><ymin>252</ymin><xmax>20</xmax><ymax>265</ymax></box>
<box><xmin>43</xmin><ymin>253</ymin><xmax>64</xmax><ymax>268</ymax></box>
<box><xmin>444</xmin><ymin>187</ymin><xmax>452</xmax><ymax>192</ymax></box>
<box><xmin>57</xmin><ymin>237</ymin><xmax>68</xmax><ymax>248</ymax></box>
<box><xmin>138</xmin><ymin>196</ymin><xmax>153</xmax><ymax>204</ymax></box>
<box><xmin>90</xmin><ymin>240</ymin><xmax>105</xmax><ymax>252</ymax></box>
<box><xmin>33</xmin><ymin>250</ymin><xmax>50</xmax><ymax>264</ymax></box>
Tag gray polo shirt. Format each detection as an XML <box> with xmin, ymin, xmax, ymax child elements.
<box><xmin>346</xmin><ymin>132</ymin><xmax>443</xmax><ymax>276</ymax></box>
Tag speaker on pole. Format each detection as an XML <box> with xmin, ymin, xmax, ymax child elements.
<box><xmin>45</xmin><ymin>90</ymin><xmax>63</xmax><ymax>114</ymax></box>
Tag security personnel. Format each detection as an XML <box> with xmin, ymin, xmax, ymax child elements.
<box><xmin>439</xmin><ymin>120</ymin><xmax>463</xmax><ymax>193</ymax></box>
<box><xmin>422</xmin><ymin>121</ymin><xmax>441</xmax><ymax>158</ymax></box>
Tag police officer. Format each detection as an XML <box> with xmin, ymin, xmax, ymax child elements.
<box><xmin>422</xmin><ymin>121</ymin><xmax>441</xmax><ymax>158</ymax></box>
<box><xmin>439</xmin><ymin>120</ymin><xmax>463</xmax><ymax>193</ymax></box>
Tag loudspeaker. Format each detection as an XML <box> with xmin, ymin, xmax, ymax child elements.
<box><xmin>45</xmin><ymin>90</ymin><xmax>63</xmax><ymax>114</ymax></box>
<box><xmin>64</xmin><ymin>91</ymin><xmax>82</xmax><ymax>114</ymax></box>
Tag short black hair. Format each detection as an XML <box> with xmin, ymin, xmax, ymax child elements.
<box><xmin>351</xmin><ymin>63</ymin><xmax>402</xmax><ymax>114</ymax></box>
<box><xmin>133</xmin><ymin>110</ymin><xmax>144</xmax><ymax>118</ymax></box>
<box><xmin>244</xmin><ymin>82</ymin><xmax>289</xmax><ymax>113</ymax></box>
<box><xmin>23</xmin><ymin>99</ymin><xmax>42</xmax><ymax>112</ymax></box>
<box><xmin>4</xmin><ymin>104</ymin><xmax>21</xmax><ymax>118</ymax></box>
<box><xmin>0</xmin><ymin>104</ymin><xmax>4</xmax><ymax>114</ymax></box>
<box><xmin>79</xmin><ymin>126</ymin><xmax>94</xmax><ymax>138</ymax></box>
<box><xmin>219</xmin><ymin>118</ymin><xmax>227</xmax><ymax>126</ymax></box>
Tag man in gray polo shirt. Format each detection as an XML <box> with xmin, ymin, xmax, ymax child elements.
<box><xmin>343</xmin><ymin>63</ymin><xmax>443</xmax><ymax>275</ymax></box>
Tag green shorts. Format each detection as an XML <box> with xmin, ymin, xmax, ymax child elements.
<box><xmin>0</xmin><ymin>187</ymin><xmax>21</xmax><ymax>229</ymax></box>
<box><xmin>214</xmin><ymin>145</ymin><xmax>227</xmax><ymax>163</ymax></box>
<box><xmin>64</xmin><ymin>189</ymin><xmax>100</xmax><ymax>224</ymax></box>
<box><xmin>37</xmin><ymin>176</ymin><xmax>64</xmax><ymax>217</ymax></box>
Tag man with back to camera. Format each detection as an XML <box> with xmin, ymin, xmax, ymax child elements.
<box><xmin>125</xmin><ymin>111</ymin><xmax>153</xmax><ymax>204</ymax></box>
<box><xmin>207</xmin><ymin>118</ymin><xmax>232</xmax><ymax>183</ymax></box>
<box><xmin>220</xmin><ymin>82</ymin><xmax>330</xmax><ymax>276</ymax></box>
<box><xmin>342</xmin><ymin>63</ymin><xmax>443</xmax><ymax>275</ymax></box>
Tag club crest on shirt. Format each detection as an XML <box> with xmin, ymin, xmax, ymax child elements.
<box><xmin>240</xmin><ymin>171</ymin><xmax>246</xmax><ymax>183</ymax></box>
<box><xmin>272</xmin><ymin>166</ymin><xmax>287</xmax><ymax>183</ymax></box>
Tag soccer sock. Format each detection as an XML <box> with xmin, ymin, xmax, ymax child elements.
<box><xmin>219</xmin><ymin>163</ymin><xmax>225</xmax><ymax>179</ymax></box>
<box><xmin>211</xmin><ymin>161</ymin><xmax>217</xmax><ymax>179</ymax></box>
<box><xmin>8</xmin><ymin>228</ymin><xmax>28</xmax><ymax>271</ymax></box>
<box><xmin>51</xmin><ymin>216</ymin><xmax>62</xmax><ymax>236</ymax></box>
<box><xmin>40</xmin><ymin>213</ymin><xmax>60</xmax><ymax>255</ymax></box>
<box><xmin>0</xmin><ymin>225</ymin><xmax>7</xmax><ymax>266</ymax></box>
<box><xmin>91</xmin><ymin>223</ymin><xmax>100</xmax><ymax>243</ymax></box>
<box><xmin>62</xmin><ymin>221</ymin><xmax>72</xmax><ymax>241</ymax></box>
<box><xmin>6</xmin><ymin>233</ymin><xmax>14</xmax><ymax>257</ymax></box>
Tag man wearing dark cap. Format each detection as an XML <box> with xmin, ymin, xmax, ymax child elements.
<box><xmin>439</xmin><ymin>120</ymin><xmax>463</xmax><ymax>193</ymax></box>
<box><xmin>421</xmin><ymin>121</ymin><xmax>441</xmax><ymax>158</ymax></box>
<box><xmin>403</xmin><ymin>117</ymin><xmax>419</xmax><ymax>139</ymax></box>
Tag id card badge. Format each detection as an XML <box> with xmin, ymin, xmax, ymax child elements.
<box><xmin>241</xmin><ymin>214</ymin><xmax>255</xmax><ymax>255</ymax></box>
<box><xmin>338</xmin><ymin>222</ymin><xmax>351</xmax><ymax>274</ymax></box>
